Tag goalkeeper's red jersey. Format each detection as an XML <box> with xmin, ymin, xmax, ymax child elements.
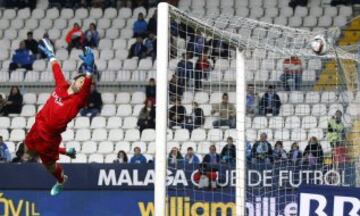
<box><xmin>34</xmin><ymin>61</ymin><xmax>91</xmax><ymax>140</ymax></box>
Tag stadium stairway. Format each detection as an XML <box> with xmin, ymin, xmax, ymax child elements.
<box><xmin>314</xmin><ymin>16</ymin><xmax>360</xmax><ymax>91</ymax></box>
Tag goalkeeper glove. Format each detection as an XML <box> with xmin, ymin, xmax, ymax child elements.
<box><xmin>38</xmin><ymin>39</ymin><xmax>55</xmax><ymax>61</ymax></box>
<box><xmin>79</xmin><ymin>47</ymin><xmax>95</xmax><ymax>74</ymax></box>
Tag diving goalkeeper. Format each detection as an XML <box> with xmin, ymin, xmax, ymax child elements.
<box><xmin>23</xmin><ymin>39</ymin><xmax>95</xmax><ymax>196</ymax></box>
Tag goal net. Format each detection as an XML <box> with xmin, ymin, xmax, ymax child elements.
<box><xmin>155</xmin><ymin>3</ymin><xmax>360</xmax><ymax>215</ymax></box>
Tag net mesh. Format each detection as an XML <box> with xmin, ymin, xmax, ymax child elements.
<box><xmin>163</xmin><ymin>5</ymin><xmax>360</xmax><ymax>215</ymax></box>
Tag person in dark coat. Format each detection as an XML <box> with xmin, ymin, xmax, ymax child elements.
<box><xmin>288</xmin><ymin>142</ymin><xmax>302</xmax><ymax>165</ymax></box>
<box><xmin>185</xmin><ymin>102</ymin><xmax>204</xmax><ymax>132</ymax></box>
<box><xmin>80</xmin><ymin>83</ymin><xmax>103</xmax><ymax>118</ymax></box>
<box><xmin>147</xmin><ymin>10</ymin><xmax>157</xmax><ymax>35</ymax></box>
<box><xmin>2</xmin><ymin>86</ymin><xmax>23</xmax><ymax>116</ymax></box>
<box><xmin>203</xmin><ymin>145</ymin><xmax>221</xmax><ymax>164</ymax></box>
<box><xmin>24</xmin><ymin>31</ymin><xmax>38</xmax><ymax>55</ymax></box>
<box><xmin>128</xmin><ymin>36</ymin><xmax>147</xmax><ymax>59</ymax></box>
<box><xmin>303</xmin><ymin>136</ymin><xmax>324</xmax><ymax>166</ymax></box>
<box><xmin>145</xmin><ymin>78</ymin><xmax>156</xmax><ymax>104</ymax></box>
<box><xmin>137</xmin><ymin>99</ymin><xmax>156</xmax><ymax>133</ymax></box>
<box><xmin>251</xmin><ymin>133</ymin><xmax>273</xmax><ymax>165</ymax></box>
<box><xmin>169</xmin><ymin>97</ymin><xmax>186</xmax><ymax>128</ymax></box>
<box><xmin>176</xmin><ymin>52</ymin><xmax>194</xmax><ymax>87</ymax></box>
<box><xmin>259</xmin><ymin>85</ymin><xmax>281</xmax><ymax>116</ymax></box>
<box><xmin>220</xmin><ymin>136</ymin><xmax>236</xmax><ymax>164</ymax></box>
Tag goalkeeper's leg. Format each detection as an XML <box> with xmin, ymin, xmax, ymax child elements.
<box><xmin>44</xmin><ymin>161</ymin><xmax>68</xmax><ymax>196</ymax></box>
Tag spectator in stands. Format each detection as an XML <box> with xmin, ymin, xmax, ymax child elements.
<box><xmin>0</xmin><ymin>95</ymin><xmax>6</xmax><ymax>114</ymax></box>
<box><xmin>195</xmin><ymin>54</ymin><xmax>212</xmax><ymax>89</ymax></box>
<box><xmin>38</xmin><ymin>33</ymin><xmax>55</xmax><ymax>59</ymax></box>
<box><xmin>176</xmin><ymin>52</ymin><xmax>194</xmax><ymax>87</ymax></box>
<box><xmin>145</xmin><ymin>78</ymin><xmax>156</xmax><ymax>104</ymax></box>
<box><xmin>144</xmin><ymin>33</ymin><xmax>157</xmax><ymax>60</ymax></box>
<box><xmin>220</xmin><ymin>136</ymin><xmax>236</xmax><ymax>164</ymax></box>
<box><xmin>65</xmin><ymin>23</ymin><xmax>84</xmax><ymax>52</ymax></box>
<box><xmin>78</xmin><ymin>62</ymin><xmax>100</xmax><ymax>81</ymax></box>
<box><xmin>2</xmin><ymin>86</ymin><xmax>23</xmax><ymax>116</ymax></box>
<box><xmin>209</xmin><ymin>39</ymin><xmax>229</xmax><ymax>59</ymax></box>
<box><xmin>128</xmin><ymin>36</ymin><xmax>147</xmax><ymax>59</ymax></box>
<box><xmin>80</xmin><ymin>83</ymin><xmax>103</xmax><ymax>118</ymax></box>
<box><xmin>251</xmin><ymin>133</ymin><xmax>273</xmax><ymax>165</ymax></box>
<box><xmin>137</xmin><ymin>99</ymin><xmax>156</xmax><ymax>133</ymax></box>
<box><xmin>84</xmin><ymin>23</ymin><xmax>100</xmax><ymax>48</ymax></box>
<box><xmin>0</xmin><ymin>136</ymin><xmax>11</xmax><ymax>162</ymax></box>
<box><xmin>184</xmin><ymin>147</ymin><xmax>200</xmax><ymax>164</ymax></box>
<box><xmin>12</xmin><ymin>142</ymin><xmax>37</xmax><ymax>163</ymax></box>
<box><xmin>24</xmin><ymin>32</ymin><xmax>38</xmax><ymax>56</ymax></box>
<box><xmin>169</xmin><ymin>74</ymin><xmax>183</xmax><ymax>102</ymax></box>
<box><xmin>133</xmin><ymin>13</ymin><xmax>148</xmax><ymax>38</ymax></box>
<box><xmin>246</xmin><ymin>142</ymin><xmax>252</xmax><ymax>161</ymax></box>
<box><xmin>288</xmin><ymin>142</ymin><xmax>302</xmax><ymax>165</ymax></box>
<box><xmin>288</xmin><ymin>0</ymin><xmax>308</xmax><ymax>9</ymax></box>
<box><xmin>189</xmin><ymin>30</ymin><xmax>206</xmax><ymax>57</ymax></box>
<box><xmin>281</xmin><ymin>56</ymin><xmax>303</xmax><ymax>91</ymax></box>
<box><xmin>148</xmin><ymin>10</ymin><xmax>157</xmax><ymax>35</ymax></box>
<box><xmin>130</xmin><ymin>147</ymin><xmax>147</xmax><ymax>164</ymax></box>
<box><xmin>327</xmin><ymin>110</ymin><xmax>346</xmax><ymax>148</ymax></box>
<box><xmin>113</xmin><ymin>150</ymin><xmax>128</xmax><ymax>164</ymax></box>
<box><xmin>246</xmin><ymin>84</ymin><xmax>259</xmax><ymax>115</ymax></box>
<box><xmin>4</xmin><ymin>0</ymin><xmax>36</xmax><ymax>9</ymax></box>
<box><xmin>211</xmin><ymin>93</ymin><xmax>236</xmax><ymax>128</ymax></box>
<box><xmin>169</xmin><ymin>97</ymin><xmax>186</xmax><ymax>128</ymax></box>
<box><xmin>185</xmin><ymin>102</ymin><xmax>204</xmax><ymax>132</ymax></box>
<box><xmin>272</xmin><ymin>141</ymin><xmax>287</xmax><ymax>163</ymax></box>
<box><xmin>168</xmin><ymin>147</ymin><xmax>184</xmax><ymax>165</ymax></box>
<box><xmin>259</xmin><ymin>85</ymin><xmax>281</xmax><ymax>116</ymax></box>
<box><xmin>203</xmin><ymin>145</ymin><xmax>220</xmax><ymax>164</ymax></box>
<box><xmin>9</xmin><ymin>41</ymin><xmax>35</xmax><ymax>72</ymax></box>
<box><xmin>303</xmin><ymin>136</ymin><xmax>324</xmax><ymax>166</ymax></box>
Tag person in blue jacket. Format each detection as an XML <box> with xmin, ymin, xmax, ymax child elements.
<box><xmin>9</xmin><ymin>41</ymin><xmax>35</xmax><ymax>73</ymax></box>
<box><xmin>133</xmin><ymin>13</ymin><xmax>148</xmax><ymax>38</ymax></box>
<box><xmin>130</xmin><ymin>147</ymin><xmax>147</xmax><ymax>164</ymax></box>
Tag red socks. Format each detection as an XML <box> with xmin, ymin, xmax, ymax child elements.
<box><xmin>58</xmin><ymin>147</ymin><xmax>66</xmax><ymax>155</ymax></box>
<box><xmin>53</xmin><ymin>164</ymin><xmax>64</xmax><ymax>183</ymax></box>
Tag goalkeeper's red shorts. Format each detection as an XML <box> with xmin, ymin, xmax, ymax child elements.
<box><xmin>24</xmin><ymin>122</ymin><xmax>62</xmax><ymax>165</ymax></box>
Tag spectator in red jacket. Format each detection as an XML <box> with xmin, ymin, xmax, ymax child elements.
<box><xmin>280</xmin><ymin>56</ymin><xmax>303</xmax><ymax>91</ymax></box>
<box><xmin>195</xmin><ymin>54</ymin><xmax>212</xmax><ymax>90</ymax></box>
<box><xmin>65</xmin><ymin>23</ymin><xmax>84</xmax><ymax>52</ymax></box>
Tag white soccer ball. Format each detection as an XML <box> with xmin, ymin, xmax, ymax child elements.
<box><xmin>310</xmin><ymin>34</ymin><xmax>329</xmax><ymax>55</ymax></box>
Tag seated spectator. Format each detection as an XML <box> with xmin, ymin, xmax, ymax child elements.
<box><xmin>203</xmin><ymin>145</ymin><xmax>220</xmax><ymax>164</ymax></box>
<box><xmin>303</xmin><ymin>136</ymin><xmax>324</xmax><ymax>166</ymax></box>
<box><xmin>185</xmin><ymin>102</ymin><xmax>204</xmax><ymax>132</ymax></box>
<box><xmin>220</xmin><ymin>136</ymin><xmax>236</xmax><ymax>164</ymax></box>
<box><xmin>65</xmin><ymin>23</ymin><xmax>84</xmax><ymax>52</ymax></box>
<box><xmin>145</xmin><ymin>78</ymin><xmax>156</xmax><ymax>104</ymax></box>
<box><xmin>9</xmin><ymin>41</ymin><xmax>35</xmax><ymax>73</ymax></box>
<box><xmin>80</xmin><ymin>83</ymin><xmax>103</xmax><ymax>118</ymax></box>
<box><xmin>144</xmin><ymin>33</ymin><xmax>157</xmax><ymax>60</ymax></box>
<box><xmin>251</xmin><ymin>133</ymin><xmax>272</xmax><ymax>165</ymax></box>
<box><xmin>272</xmin><ymin>141</ymin><xmax>287</xmax><ymax>163</ymax></box>
<box><xmin>211</xmin><ymin>93</ymin><xmax>236</xmax><ymax>128</ymax></box>
<box><xmin>176</xmin><ymin>52</ymin><xmax>194</xmax><ymax>87</ymax></box>
<box><xmin>137</xmin><ymin>99</ymin><xmax>156</xmax><ymax>133</ymax></box>
<box><xmin>113</xmin><ymin>150</ymin><xmax>128</xmax><ymax>164</ymax></box>
<box><xmin>133</xmin><ymin>13</ymin><xmax>148</xmax><ymax>38</ymax></box>
<box><xmin>169</xmin><ymin>97</ymin><xmax>186</xmax><ymax>128</ymax></box>
<box><xmin>128</xmin><ymin>36</ymin><xmax>147</xmax><ymax>59</ymax></box>
<box><xmin>327</xmin><ymin>110</ymin><xmax>346</xmax><ymax>148</ymax></box>
<box><xmin>24</xmin><ymin>31</ymin><xmax>38</xmax><ymax>56</ymax></box>
<box><xmin>147</xmin><ymin>10</ymin><xmax>157</xmax><ymax>35</ymax></box>
<box><xmin>84</xmin><ymin>23</ymin><xmax>100</xmax><ymax>48</ymax></box>
<box><xmin>184</xmin><ymin>147</ymin><xmax>200</xmax><ymax>164</ymax></box>
<box><xmin>259</xmin><ymin>85</ymin><xmax>281</xmax><ymax>116</ymax></box>
<box><xmin>246</xmin><ymin>84</ymin><xmax>259</xmax><ymax>115</ymax></box>
<box><xmin>169</xmin><ymin>74</ymin><xmax>184</xmax><ymax>102</ymax></box>
<box><xmin>208</xmin><ymin>39</ymin><xmax>229</xmax><ymax>59</ymax></box>
<box><xmin>288</xmin><ymin>142</ymin><xmax>302</xmax><ymax>165</ymax></box>
<box><xmin>2</xmin><ymin>86</ymin><xmax>23</xmax><ymax>116</ymax></box>
<box><xmin>194</xmin><ymin>54</ymin><xmax>212</xmax><ymax>90</ymax></box>
<box><xmin>281</xmin><ymin>56</ymin><xmax>303</xmax><ymax>91</ymax></box>
<box><xmin>289</xmin><ymin>0</ymin><xmax>308</xmax><ymax>9</ymax></box>
<box><xmin>38</xmin><ymin>33</ymin><xmax>55</xmax><ymax>59</ymax></box>
<box><xmin>0</xmin><ymin>95</ymin><xmax>6</xmax><ymax>114</ymax></box>
<box><xmin>246</xmin><ymin>142</ymin><xmax>252</xmax><ymax>161</ymax></box>
<box><xmin>0</xmin><ymin>136</ymin><xmax>11</xmax><ymax>162</ymax></box>
<box><xmin>130</xmin><ymin>147</ymin><xmax>147</xmax><ymax>164</ymax></box>
<box><xmin>12</xmin><ymin>142</ymin><xmax>37</xmax><ymax>163</ymax></box>
<box><xmin>168</xmin><ymin>147</ymin><xmax>184</xmax><ymax>165</ymax></box>
<box><xmin>78</xmin><ymin>62</ymin><xmax>100</xmax><ymax>81</ymax></box>
<box><xmin>188</xmin><ymin>30</ymin><xmax>205</xmax><ymax>56</ymax></box>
